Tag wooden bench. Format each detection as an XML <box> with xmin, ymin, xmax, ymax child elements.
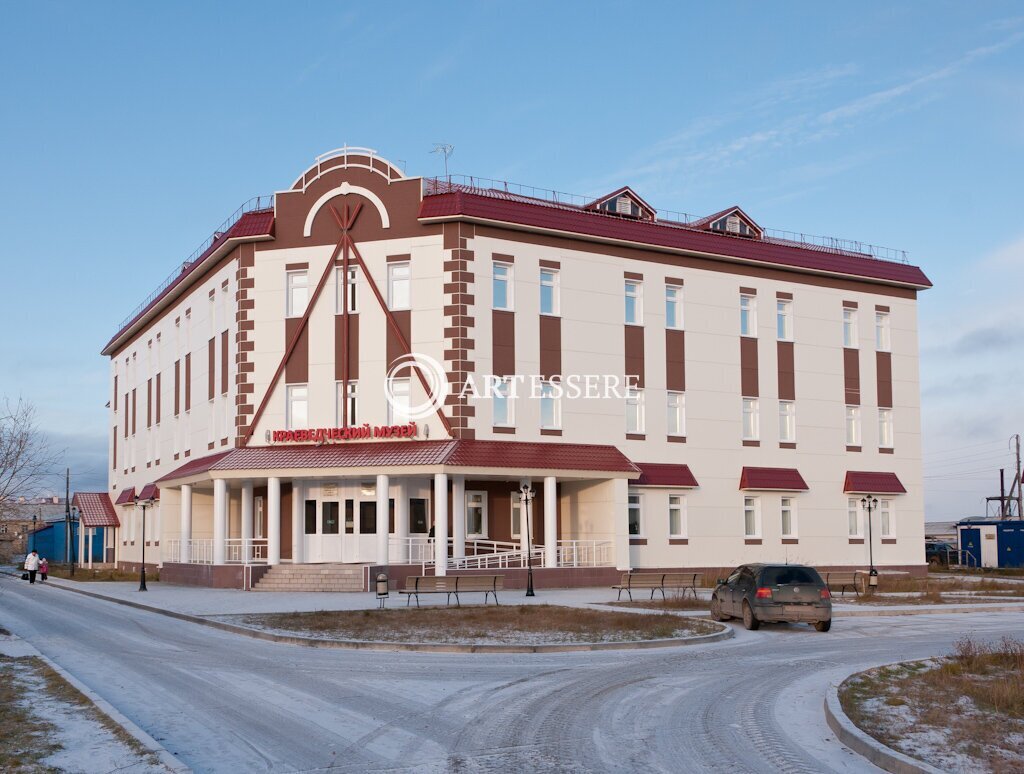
<box><xmin>823</xmin><ymin>571</ymin><xmax>860</xmax><ymax>597</ymax></box>
<box><xmin>612</xmin><ymin>572</ymin><xmax>703</xmax><ymax>601</ymax></box>
<box><xmin>399</xmin><ymin>575</ymin><xmax>503</xmax><ymax>607</ymax></box>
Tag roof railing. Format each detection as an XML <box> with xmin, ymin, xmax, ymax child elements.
<box><xmin>424</xmin><ymin>175</ymin><xmax>909</xmax><ymax>264</ymax></box>
<box><xmin>115</xmin><ymin>195</ymin><xmax>274</xmax><ymax>332</ymax></box>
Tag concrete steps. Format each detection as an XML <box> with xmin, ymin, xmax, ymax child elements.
<box><xmin>252</xmin><ymin>563</ymin><xmax>368</xmax><ymax>592</ymax></box>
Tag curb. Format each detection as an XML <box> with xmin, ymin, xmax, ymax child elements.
<box><xmin>824</xmin><ymin>669</ymin><xmax>945</xmax><ymax>774</ymax></box>
<box><xmin>7</xmin><ymin>572</ymin><xmax>734</xmax><ymax>654</ymax></box>
<box><xmin>833</xmin><ymin>603</ymin><xmax>1024</xmax><ymax>617</ymax></box>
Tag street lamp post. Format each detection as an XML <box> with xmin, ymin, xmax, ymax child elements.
<box><xmin>519</xmin><ymin>483</ymin><xmax>536</xmax><ymax>597</ymax></box>
<box><xmin>133</xmin><ymin>494</ymin><xmax>154</xmax><ymax>592</ymax></box>
<box><xmin>861</xmin><ymin>495</ymin><xmax>879</xmax><ymax>591</ymax></box>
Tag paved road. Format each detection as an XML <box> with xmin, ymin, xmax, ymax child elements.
<box><xmin>3</xmin><ymin>574</ymin><xmax>1020</xmax><ymax>773</ymax></box>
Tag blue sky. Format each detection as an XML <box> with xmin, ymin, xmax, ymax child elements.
<box><xmin>0</xmin><ymin>2</ymin><xmax>1022</xmax><ymax>520</ymax></box>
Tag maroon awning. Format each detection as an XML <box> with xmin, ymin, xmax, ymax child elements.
<box><xmin>844</xmin><ymin>471</ymin><xmax>906</xmax><ymax>495</ymax></box>
<box><xmin>740</xmin><ymin>467</ymin><xmax>809</xmax><ymax>491</ymax></box>
<box><xmin>72</xmin><ymin>493</ymin><xmax>120</xmax><ymax>528</ymax></box>
<box><xmin>113</xmin><ymin>487</ymin><xmax>135</xmax><ymax>506</ymax></box>
<box><xmin>634</xmin><ymin>463</ymin><xmax>698</xmax><ymax>488</ymax></box>
<box><xmin>138</xmin><ymin>483</ymin><xmax>160</xmax><ymax>501</ymax></box>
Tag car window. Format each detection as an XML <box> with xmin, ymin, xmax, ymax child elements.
<box><xmin>761</xmin><ymin>567</ymin><xmax>823</xmax><ymax>586</ymax></box>
<box><xmin>726</xmin><ymin>569</ymin><xmax>742</xmax><ymax>585</ymax></box>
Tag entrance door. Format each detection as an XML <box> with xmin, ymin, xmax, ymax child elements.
<box><xmin>341</xmin><ymin>499</ymin><xmax>359</xmax><ymax>563</ymax></box>
<box><xmin>321</xmin><ymin>501</ymin><xmax>342</xmax><ymax>562</ymax></box>
<box><xmin>960</xmin><ymin>528</ymin><xmax>981</xmax><ymax>568</ymax></box>
<box><xmin>999</xmin><ymin>524</ymin><xmax>1024</xmax><ymax>568</ymax></box>
<box><xmin>303</xmin><ymin>499</ymin><xmax>321</xmax><ymax>563</ymax></box>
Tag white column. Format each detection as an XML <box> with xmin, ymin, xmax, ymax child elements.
<box><xmin>78</xmin><ymin>519</ymin><xmax>85</xmax><ymax>569</ymax></box>
<box><xmin>433</xmin><ymin>473</ymin><xmax>448</xmax><ymax>576</ymax></box>
<box><xmin>213</xmin><ymin>478</ymin><xmax>227</xmax><ymax>565</ymax></box>
<box><xmin>291</xmin><ymin>480</ymin><xmax>304</xmax><ymax>564</ymax></box>
<box><xmin>180</xmin><ymin>484</ymin><xmax>192</xmax><ymax>564</ymax></box>
<box><xmin>452</xmin><ymin>475</ymin><xmax>466</xmax><ymax>559</ymax></box>
<box><xmin>612</xmin><ymin>478</ymin><xmax>631</xmax><ymax>571</ymax></box>
<box><xmin>376</xmin><ymin>474</ymin><xmax>389</xmax><ymax>566</ymax></box>
<box><xmin>519</xmin><ymin>478</ymin><xmax>531</xmax><ymax>558</ymax></box>
<box><xmin>395</xmin><ymin>479</ymin><xmax>409</xmax><ymax>563</ymax></box>
<box><xmin>241</xmin><ymin>480</ymin><xmax>254</xmax><ymax>561</ymax></box>
<box><xmin>267</xmin><ymin>477</ymin><xmax>281</xmax><ymax>566</ymax></box>
<box><xmin>544</xmin><ymin>476</ymin><xmax>558</xmax><ymax>568</ymax></box>
<box><xmin>87</xmin><ymin>528</ymin><xmax>94</xmax><ymax>569</ymax></box>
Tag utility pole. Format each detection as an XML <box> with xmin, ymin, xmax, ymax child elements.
<box><xmin>1013</xmin><ymin>435</ymin><xmax>1023</xmax><ymax>520</ymax></box>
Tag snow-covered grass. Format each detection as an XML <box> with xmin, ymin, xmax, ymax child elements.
<box><xmin>840</xmin><ymin>636</ymin><xmax>1024</xmax><ymax>772</ymax></box>
<box><xmin>215</xmin><ymin>604</ymin><xmax>720</xmax><ymax>644</ymax></box>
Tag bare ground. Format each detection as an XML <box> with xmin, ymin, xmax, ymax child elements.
<box><xmin>217</xmin><ymin>604</ymin><xmax>720</xmax><ymax>644</ymax></box>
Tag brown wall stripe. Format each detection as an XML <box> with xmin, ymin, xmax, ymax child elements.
<box><xmin>776</xmin><ymin>291</ymin><xmax>793</xmax><ymax>300</ymax></box>
<box><xmin>539</xmin><ymin>315</ymin><xmax>562</xmax><ymax>380</ymax></box>
<box><xmin>493</xmin><ymin>253</ymin><xmax>514</xmax><ymax>263</ymax></box>
<box><xmin>284</xmin><ymin>262</ymin><xmax>309</xmax><ymax>271</ymax></box>
<box><xmin>740</xmin><ymin>286</ymin><xmax>757</xmax><ymax>295</ymax></box>
<box><xmin>624</xmin><ymin>325</ymin><xmax>645</xmax><ymax>389</ymax></box>
<box><xmin>386</xmin><ymin>309</ymin><xmax>412</xmax><ymax>377</ymax></box>
<box><xmin>123</xmin><ymin>393</ymin><xmax>128</xmax><ymax>438</ymax></box>
<box><xmin>155</xmin><ymin>373</ymin><xmax>161</xmax><ymax>424</ymax></box>
<box><xmin>207</xmin><ymin>338</ymin><xmax>216</xmax><ymax>400</ymax></box>
<box><xmin>146</xmin><ymin>378</ymin><xmax>152</xmax><ymax>428</ymax></box>
<box><xmin>624</xmin><ymin>271</ymin><xmax>643</xmax><ymax>280</ymax></box>
<box><xmin>875</xmin><ymin>304</ymin><xmax>890</xmax><ymax>313</ymax></box>
<box><xmin>284</xmin><ymin>317</ymin><xmax>309</xmax><ymax>384</ymax></box>
<box><xmin>185</xmin><ymin>353</ymin><xmax>192</xmax><ymax>412</ymax></box>
<box><xmin>740</xmin><ymin>337</ymin><xmax>759</xmax><ymax>397</ymax></box>
<box><xmin>777</xmin><ymin>341</ymin><xmax>795</xmax><ymax>401</ymax></box>
<box><xmin>492</xmin><ymin>309</ymin><xmax>516</xmax><ymax>377</ymax></box>
<box><xmin>665</xmin><ymin>276</ymin><xmax>685</xmax><ymax>286</ymax></box>
<box><xmin>843</xmin><ymin>300</ymin><xmax>859</xmax><ymax>309</ymax></box>
<box><xmin>334</xmin><ymin>313</ymin><xmax>360</xmax><ymax>381</ymax></box>
<box><xmin>113</xmin><ymin>375</ymin><xmax>118</xmax><ymax>411</ymax></box>
<box><xmin>539</xmin><ymin>259</ymin><xmax>561</xmax><ymax>269</ymax></box>
<box><xmin>387</xmin><ymin>254</ymin><xmax>412</xmax><ymax>263</ymax></box>
<box><xmin>174</xmin><ymin>360</ymin><xmax>180</xmax><ymax>416</ymax></box>
<box><xmin>112</xmin><ymin>429</ymin><xmax>117</xmax><ymax>470</ymax></box>
<box><xmin>666</xmin><ymin>329</ymin><xmax>686</xmax><ymax>391</ymax></box>
<box><xmin>844</xmin><ymin>348</ymin><xmax>861</xmax><ymax>405</ymax></box>
<box><xmin>220</xmin><ymin>330</ymin><xmax>229</xmax><ymax>396</ymax></box>
<box><xmin>876</xmin><ymin>351</ymin><xmax>893</xmax><ymax>408</ymax></box>
<box><xmin>131</xmin><ymin>389</ymin><xmax>137</xmax><ymax>435</ymax></box>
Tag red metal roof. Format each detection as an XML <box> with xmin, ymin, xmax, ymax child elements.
<box><xmin>844</xmin><ymin>471</ymin><xmax>907</xmax><ymax>495</ymax></box>
<box><xmin>113</xmin><ymin>487</ymin><xmax>135</xmax><ymax>506</ymax></box>
<box><xmin>158</xmin><ymin>439</ymin><xmax>638</xmax><ymax>482</ymax></box>
<box><xmin>72</xmin><ymin>493</ymin><xmax>120</xmax><ymax>528</ymax></box>
<box><xmin>739</xmin><ymin>467</ymin><xmax>809</xmax><ymax>491</ymax></box>
<box><xmin>138</xmin><ymin>483</ymin><xmax>160</xmax><ymax>501</ymax></box>
<box><xmin>419</xmin><ymin>191</ymin><xmax>931</xmax><ymax>289</ymax></box>
<box><xmin>634</xmin><ymin>463</ymin><xmax>699</xmax><ymax>487</ymax></box>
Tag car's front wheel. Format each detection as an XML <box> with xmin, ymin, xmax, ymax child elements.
<box><xmin>710</xmin><ymin>595</ymin><xmax>727</xmax><ymax>621</ymax></box>
<box><xmin>742</xmin><ymin>601</ymin><xmax>760</xmax><ymax>630</ymax></box>
<box><xmin>814</xmin><ymin>620</ymin><xmax>832</xmax><ymax>632</ymax></box>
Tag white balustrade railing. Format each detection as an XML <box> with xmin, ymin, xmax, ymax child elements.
<box><xmin>447</xmin><ymin>547</ymin><xmax>545</xmax><ymax>570</ymax></box>
<box><xmin>225</xmin><ymin>539</ymin><xmax>269</xmax><ymax>564</ymax></box>
<box><xmin>556</xmin><ymin>540</ymin><xmax>614</xmax><ymax>567</ymax></box>
<box><xmin>166</xmin><ymin>538</ymin><xmax>213</xmax><ymax>565</ymax></box>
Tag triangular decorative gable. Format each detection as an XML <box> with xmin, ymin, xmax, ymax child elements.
<box><xmin>695</xmin><ymin>206</ymin><xmax>763</xmax><ymax>239</ymax></box>
<box><xmin>585</xmin><ymin>186</ymin><xmax>657</xmax><ymax>221</ymax></box>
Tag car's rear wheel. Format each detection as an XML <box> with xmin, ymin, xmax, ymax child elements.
<box><xmin>710</xmin><ymin>595</ymin><xmax>727</xmax><ymax>621</ymax></box>
<box><xmin>742</xmin><ymin>601</ymin><xmax>760</xmax><ymax>630</ymax></box>
<box><xmin>814</xmin><ymin>620</ymin><xmax>832</xmax><ymax>632</ymax></box>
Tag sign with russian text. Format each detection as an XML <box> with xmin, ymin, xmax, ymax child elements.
<box><xmin>269</xmin><ymin>422</ymin><xmax>419</xmax><ymax>444</ymax></box>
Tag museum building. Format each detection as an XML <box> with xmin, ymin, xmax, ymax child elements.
<box><xmin>87</xmin><ymin>146</ymin><xmax>932</xmax><ymax>589</ymax></box>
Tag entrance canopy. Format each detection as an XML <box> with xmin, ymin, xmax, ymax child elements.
<box><xmin>157</xmin><ymin>439</ymin><xmax>640</xmax><ymax>486</ymax></box>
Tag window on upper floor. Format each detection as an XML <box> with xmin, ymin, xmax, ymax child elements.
<box><xmin>336</xmin><ymin>266</ymin><xmax>357</xmax><ymax>314</ymax></box>
<box><xmin>540</xmin><ymin>269</ymin><xmax>559</xmax><ymax>316</ymax></box>
<box><xmin>625</xmin><ymin>280</ymin><xmax>643</xmax><ymax>325</ymax></box>
<box><xmin>779</xmin><ymin>401</ymin><xmax>796</xmax><ymax>443</ymax></box>
<box><xmin>492</xmin><ymin>378</ymin><xmax>514</xmax><ymax>428</ymax></box>
<box><xmin>388</xmin><ymin>263</ymin><xmax>410</xmax><ymax>310</ymax></box>
<box><xmin>848</xmin><ymin>498</ymin><xmax>862</xmax><ymax>537</ymax></box>
<box><xmin>878</xmin><ymin>408</ymin><xmax>894</xmax><ymax>449</ymax></box>
<box><xmin>743</xmin><ymin>496</ymin><xmax>761</xmax><ymax>537</ymax></box>
<box><xmin>336</xmin><ymin>381</ymin><xmax>357</xmax><ymax>426</ymax></box>
<box><xmin>669</xmin><ymin>494</ymin><xmax>687</xmax><ymax>538</ymax></box>
<box><xmin>665</xmin><ymin>284</ymin><xmax>684</xmax><ymax>329</ymax></box>
<box><xmin>843</xmin><ymin>308</ymin><xmax>858</xmax><ymax>348</ymax></box>
<box><xmin>742</xmin><ymin>398</ymin><xmax>759</xmax><ymax>441</ymax></box>
<box><xmin>880</xmin><ymin>499</ymin><xmax>895</xmax><ymax>538</ymax></box>
<box><xmin>875</xmin><ymin>311</ymin><xmax>891</xmax><ymax>352</ymax></box>
<box><xmin>667</xmin><ymin>391</ymin><xmax>685</xmax><ymax>437</ymax></box>
<box><xmin>286</xmin><ymin>385</ymin><xmax>308</xmax><ymax>430</ymax></box>
<box><xmin>781</xmin><ymin>497</ymin><xmax>797</xmax><ymax>538</ymax></box>
<box><xmin>626</xmin><ymin>388</ymin><xmax>645</xmax><ymax>434</ymax></box>
<box><xmin>740</xmin><ymin>294</ymin><xmax>757</xmax><ymax>337</ymax></box>
<box><xmin>776</xmin><ymin>299</ymin><xmax>793</xmax><ymax>341</ymax></box>
<box><xmin>286</xmin><ymin>271</ymin><xmax>308</xmax><ymax>318</ymax></box>
<box><xmin>628</xmin><ymin>491</ymin><xmax>643</xmax><ymax>536</ymax></box>
<box><xmin>540</xmin><ymin>381</ymin><xmax>561</xmax><ymax>429</ymax></box>
<box><xmin>388</xmin><ymin>378</ymin><xmax>410</xmax><ymax>424</ymax></box>
<box><xmin>846</xmin><ymin>405</ymin><xmax>861</xmax><ymax>446</ymax></box>
<box><xmin>493</xmin><ymin>263</ymin><xmax>512</xmax><ymax>311</ymax></box>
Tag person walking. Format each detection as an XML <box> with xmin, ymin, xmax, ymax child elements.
<box><xmin>24</xmin><ymin>550</ymin><xmax>40</xmax><ymax>584</ymax></box>
<box><xmin>39</xmin><ymin>557</ymin><xmax>49</xmax><ymax>582</ymax></box>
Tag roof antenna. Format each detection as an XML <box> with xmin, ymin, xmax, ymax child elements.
<box><xmin>431</xmin><ymin>143</ymin><xmax>454</xmax><ymax>178</ymax></box>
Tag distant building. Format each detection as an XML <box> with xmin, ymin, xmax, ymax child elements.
<box><xmin>0</xmin><ymin>497</ymin><xmax>66</xmax><ymax>561</ymax></box>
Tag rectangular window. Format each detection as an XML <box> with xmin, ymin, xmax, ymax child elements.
<box><xmin>744</xmin><ymin>496</ymin><xmax>760</xmax><ymax>537</ymax></box>
<box><xmin>875</xmin><ymin>311</ymin><xmax>891</xmax><ymax>352</ymax></box>
<box><xmin>286</xmin><ymin>271</ymin><xmax>308</xmax><ymax>318</ymax></box>
<box><xmin>626</xmin><ymin>388</ymin><xmax>645</xmax><ymax>434</ymax></box>
<box><xmin>669</xmin><ymin>494</ymin><xmax>686</xmax><ymax>537</ymax></box>
<box><xmin>388</xmin><ymin>378</ymin><xmax>409</xmax><ymax>424</ymax></box>
<box><xmin>628</xmin><ymin>491</ymin><xmax>643</xmax><ymax>536</ymax></box>
<box><xmin>388</xmin><ymin>263</ymin><xmax>410</xmax><ymax>310</ymax></box>
<box><xmin>781</xmin><ymin>497</ymin><xmax>796</xmax><ymax>537</ymax></box>
<box><xmin>540</xmin><ymin>269</ymin><xmax>559</xmax><ymax>316</ymax></box>
<box><xmin>344</xmin><ymin>500</ymin><xmax>355</xmax><ymax>534</ymax></box>
<box><xmin>287</xmin><ymin>385</ymin><xmax>308</xmax><ymax>430</ymax></box>
<box><xmin>776</xmin><ymin>299</ymin><xmax>793</xmax><ymax>341</ymax></box>
<box><xmin>336</xmin><ymin>267</ymin><xmax>357</xmax><ymax>313</ymax></box>
<box><xmin>779</xmin><ymin>400</ymin><xmax>796</xmax><ymax>443</ymax></box>
<box><xmin>540</xmin><ymin>381</ymin><xmax>561</xmax><ymax>429</ymax></box>
<box><xmin>880</xmin><ymin>499</ymin><xmax>894</xmax><ymax>537</ymax></box>
<box><xmin>322</xmin><ymin>501</ymin><xmax>340</xmax><ymax>535</ymax></box>
<box><xmin>409</xmin><ymin>498</ymin><xmax>428</xmax><ymax>534</ymax></box>
<box><xmin>742</xmin><ymin>398</ymin><xmax>759</xmax><ymax>441</ymax></box>
<box><xmin>304</xmin><ymin>500</ymin><xmax>317</xmax><ymax>534</ymax></box>
<box><xmin>510</xmin><ymin>494</ymin><xmax>522</xmax><ymax>539</ymax></box>
<box><xmin>359</xmin><ymin>501</ymin><xmax>376</xmax><ymax>533</ymax></box>
<box><xmin>843</xmin><ymin>308</ymin><xmax>858</xmax><ymax>348</ymax></box>
<box><xmin>846</xmin><ymin>405</ymin><xmax>861</xmax><ymax>446</ymax></box>
<box><xmin>254</xmin><ymin>497</ymin><xmax>264</xmax><ymax>539</ymax></box>
<box><xmin>493</xmin><ymin>263</ymin><xmax>512</xmax><ymax>311</ymax></box>
<box><xmin>625</xmin><ymin>280</ymin><xmax>643</xmax><ymax>325</ymax></box>
<box><xmin>466</xmin><ymin>491</ymin><xmax>487</xmax><ymax>537</ymax></box>
<box><xmin>740</xmin><ymin>294</ymin><xmax>756</xmax><ymax>337</ymax></box>
<box><xmin>336</xmin><ymin>381</ymin><xmax>357</xmax><ymax>426</ymax></box>
<box><xmin>493</xmin><ymin>378</ymin><xmax>513</xmax><ymax>427</ymax></box>
<box><xmin>667</xmin><ymin>391</ymin><xmax>685</xmax><ymax>437</ymax></box>
<box><xmin>848</xmin><ymin>498</ymin><xmax>861</xmax><ymax>537</ymax></box>
<box><xmin>878</xmin><ymin>408</ymin><xmax>894</xmax><ymax>449</ymax></box>
<box><xmin>665</xmin><ymin>285</ymin><xmax>683</xmax><ymax>330</ymax></box>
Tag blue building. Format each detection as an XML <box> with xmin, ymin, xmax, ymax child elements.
<box><xmin>28</xmin><ymin>515</ymin><xmax>107</xmax><ymax>564</ymax></box>
<box><xmin>956</xmin><ymin>519</ymin><xmax>1024</xmax><ymax>569</ymax></box>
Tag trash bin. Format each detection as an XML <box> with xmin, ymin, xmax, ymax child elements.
<box><xmin>375</xmin><ymin>573</ymin><xmax>389</xmax><ymax>609</ymax></box>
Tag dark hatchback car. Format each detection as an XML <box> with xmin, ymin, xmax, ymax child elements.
<box><xmin>710</xmin><ymin>563</ymin><xmax>832</xmax><ymax>632</ymax></box>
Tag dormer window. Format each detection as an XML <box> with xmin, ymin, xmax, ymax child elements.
<box><xmin>586</xmin><ymin>186</ymin><xmax>656</xmax><ymax>221</ymax></box>
<box><xmin>711</xmin><ymin>214</ymin><xmax>756</xmax><ymax>237</ymax></box>
<box><xmin>701</xmin><ymin>206</ymin><xmax>763</xmax><ymax>239</ymax></box>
